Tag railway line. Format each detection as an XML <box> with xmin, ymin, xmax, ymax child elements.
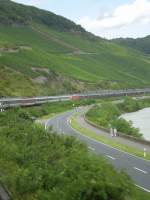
<box><xmin>0</xmin><ymin>88</ymin><xmax>150</xmax><ymax>109</ymax></box>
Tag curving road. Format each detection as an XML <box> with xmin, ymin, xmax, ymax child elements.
<box><xmin>45</xmin><ymin>108</ymin><xmax>150</xmax><ymax>193</ymax></box>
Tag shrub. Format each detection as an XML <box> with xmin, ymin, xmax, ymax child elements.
<box><xmin>112</xmin><ymin>118</ymin><xmax>142</xmax><ymax>138</ymax></box>
<box><xmin>0</xmin><ymin>108</ymin><xmax>134</xmax><ymax>200</ymax></box>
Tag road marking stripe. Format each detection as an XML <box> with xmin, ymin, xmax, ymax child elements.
<box><xmin>133</xmin><ymin>167</ymin><xmax>148</xmax><ymax>174</ymax></box>
<box><xmin>67</xmin><ymin>116</ymin><xmax>150</xmax><ymax>164</ymax></box>
<box><xmin>135</xmin><ymin>184</ymin><xmax>150</xmax><ymax>193</ymax></box>
<box><xmin>106</xmin><ymin>155</ymin><xmax>116</xmax><ymax>160</ymax></box>
<box><xmin>46</xmin><ymin>114</ymin><xmax>150</xmax><ymax>193</ymax></box>
<box><xmin>44</xmin><ymin>110</ymin><xmax>73</xmax><ymax>131</ymax></box>
<box><xmin>88</xmin><ymin>147</ymin><xmax>95</xmax><ymax>151</ymax></box>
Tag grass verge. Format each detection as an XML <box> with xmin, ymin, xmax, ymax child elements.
<box><xmin>39</xmin><ymin>111</ymin><xmax>65</xmax><ymax>120</ymax></box>
<box><xmin>70</xmin><ymin>114</ymin><xmax>150</xmax><ymax>160</ymax></box>
<box><xmin>132</xmin><ymin>186</ymin><xmax>150</xmax><ymax>200</ymax></box>
<box><xmin>70</xmin><ymin>113</ymin><xmax>150</xmax><ymax>198</ymax></box>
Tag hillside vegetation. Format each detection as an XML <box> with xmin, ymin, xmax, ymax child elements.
<box><xmin>0</xmin><ymin>107</ymin><xmax>134</xmax><ymax>200</ymax></box>
<box><xmin>112</xmin><ymin>36</ymin><xmax>150</xmax><ymax>55</ymax></box>
<box><xmin>86</xmin><ymin>97</ymin><xmax>150</xmax><ymax>139</ymax></box>
<box><xmin>0</xmin><ymin>0</ymin><xmax>85</xmax><ymax>32</ymax></box>
<box><xmin>0</xmin><ymin>0</ymin><xmax>150</xmax><ymax>96</ymax></box>
<box><xmin>86</xmin><ymin>102</ymin><xmax>142</xmax><ymax>138</ymax></box>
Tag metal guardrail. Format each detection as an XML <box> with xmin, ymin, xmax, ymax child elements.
<box><xmin>84</xmin><ymin>115</ymin><xmax>150</xmax><ymax>146</ymax></box>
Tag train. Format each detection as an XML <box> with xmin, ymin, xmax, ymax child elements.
<box><xmin>0</xmin><ymin>88</ymin><xmax>150</xmax><ymax>109</ymax></box>
<box><xmin>0</xmin><ymin>95</ymin><xmax>70</xmax><ymax>109</ymax></box>
<box><xmin>70</xmin><ymin>88</ymin><xmax>150</xmax><ymax>100</ymax></box>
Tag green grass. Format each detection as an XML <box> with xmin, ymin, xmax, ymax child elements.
<box><xmin>70</xmin><ymin>114</ymin><xmax>150</xmax><ymax>160</ymax></box>
<box><xmin>113</xmin><ymin>36</ymin><xmax>150</xmax><ymax>55</ymax></box>
<box><xmin>0</xmin><ymin>105</ymin><xmax>135</xmax><ymax>200</ymax></box>
<box><xmin>1</xmin><ymin>24</ymin><xmax>150</xmax><ymax>96</ymax></box>
<box><xmin>1</xmin><ymin>0</ymin><xmax>150</xmax><ymax>97</ymax></box>
<box><xmin>0</xmin><ymin>66</ymin><xmax>39</xmax><ymax>96</ymax></box>
<box><xmin>25</xmin><ymin>99</ymin><xmax>95</xmax><ymax>119</ymax></box>
<box><xmin>69</xmin><ymin>113</ymin><xmax>150</xmax><ymax>199</ymax></box>
<box><xmin>86</xmin><ymin>97</ymin><xmax>150</xmax><ymax>138</ymax></box>
<box><xmin>39</xmin><ymin>112</ymin><xmax>60</xmax><ymax>120</ymax></box>
<box><xmin>0</xmin><ymin>97</ymin><xmax>149</xmax><ymax>198</ymax></box>
<box><xmin>132</xmin><ymin>187</ymin><xmax>150</xmax><ymax>200</ymax></box>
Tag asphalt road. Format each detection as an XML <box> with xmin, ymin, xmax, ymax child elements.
<box><xmin>46</xmin><ymin>109</ymin><xmax>150</xmax><ymax>193</ymax></box>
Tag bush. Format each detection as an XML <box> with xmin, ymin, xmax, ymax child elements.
<box><xmin>0</xmin><ymin>108</ymin><xmax>134</xmax><ymax>200</ymax></box>
<box><xmin>87</xmin><ymin>103</ymin><xmax>121</xmax><ymax>127</ymax></box>
<box><xmin>112</xmin><ymin>118</ymin><xmax>142</xmax><ymax>138</ymax></box>
<box><xmin>118</xmin><ymin>97</ymin><xmax>141</xmax><ymax>112</ymax></box>
<box><xmin>86</xmin><ymin>101</ymin><xmax>142</xmax><ymax>138</ymax></box>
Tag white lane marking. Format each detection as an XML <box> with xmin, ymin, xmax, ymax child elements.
<box><xmin>67</xmin><ymin>116</ymin><xmax>150</xmax><ymax>164</ymax></box>
<box><xmin>106</xmin><ymin>155</ymin><xmax>116</xmax><ymax>160</ymax></box>
<box><xmin>136</xmin><ymin>184</ymin><xmax>150</xmax><ymax>193</ymax></box>
<box><xmin>44</xmin><ymin>110</ymin><xmax>73</xmax><ymax>131</ymax></box>
<box><xmin>56</xmin><ymin>115</ymin><xmax>150</xmax><ymax>194</ymax></box>
<box><xmin>88</xmin><ymin>147</ymin><xmax>95</xmax><ymax>151</ymax></box>
<box><xmin>133</xmin><ymin>167</ymin><xmax>148</xmax><ymax>174</ymax></box>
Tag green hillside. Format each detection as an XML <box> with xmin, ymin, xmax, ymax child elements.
<box><xmin>112</xmin><ymin>36</ymin><xmax>150</xmax><ymax>55</ymax></box>
<box><xmin>1</xmin><ymin>0</ymin><xmax>150</xmax><ymax>96</ymax></box>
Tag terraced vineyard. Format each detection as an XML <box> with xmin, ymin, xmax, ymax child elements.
<box><xmin>1</xmin><ymin>0</ymin><xmax>150</xmax><ymax>96</ymax></box>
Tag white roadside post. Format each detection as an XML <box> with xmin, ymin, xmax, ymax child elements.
<box><xmin>0</xmin><ymin>102</ymin><xmax>3</xmax><ymax>112</ymax></box>
<box><xmin>45</xmin><ymin>121</ymin><xmax>47</xmax><ymax>131</ymax></box>
<box><xmin>114</xmin><ymin>128</ymin><xmax>117</xmax><ymax>137</ymax></box>
<box><xmin>144</xmin><ymin>148</ymin><xmax>146</xmax><ymax>158</ymax></box>
<box><xmin>110</xmin><ymin>127</ymin><xmax>113</xmax><ymax>137</ymax></box>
